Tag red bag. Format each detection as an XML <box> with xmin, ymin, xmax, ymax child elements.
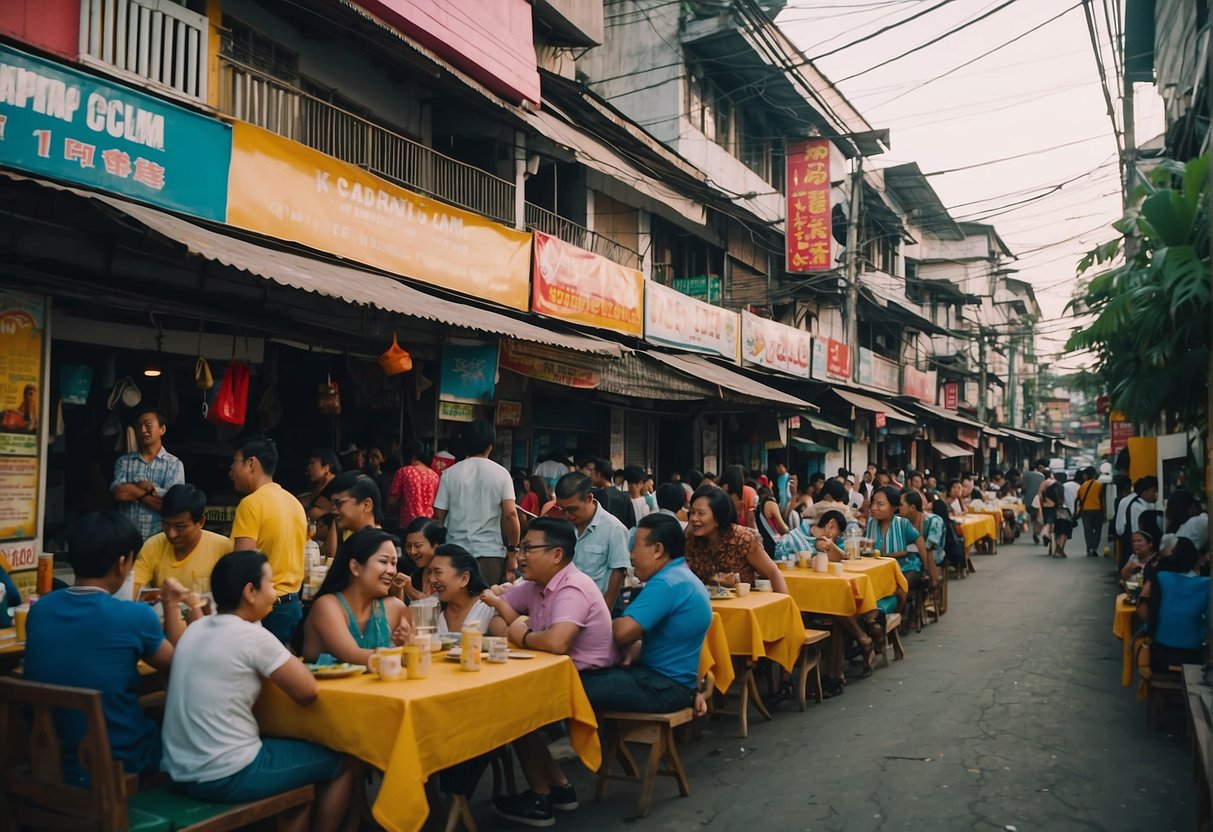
<box><xmin>207</xmin><ymin>360</ymin><xmax>250</xmax><ymax>428</ymax></box>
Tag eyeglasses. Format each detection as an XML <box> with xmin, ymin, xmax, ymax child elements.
<box><xmin>518</xmin><ymin>543</ymin><xmax>559</xmax><ymax>555</ymax></box>
<box><xmin>557</xmin><ymin>502</ymin><xmax>586</xmax><ymax>515</ymax></box>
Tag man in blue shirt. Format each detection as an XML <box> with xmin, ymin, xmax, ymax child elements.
<box><xmin>24</xmin><ymin>511</ymin><xmax>189</xmax><ymax>784</ymax></box>
<box><xmin>579</xmin><ymin>513</ymin><xmax>711</xmax><ymax>714</ymax></box>
<box><xmin>110</xmin><ymin>408</ymin><xmax>185</xmax><ymax>541</ymax></box>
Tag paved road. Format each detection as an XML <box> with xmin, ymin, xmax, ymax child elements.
<box><xmin>472</xmin><ymin>540</ymin><xmax>1195</xmax><ymax>832</ymax></box>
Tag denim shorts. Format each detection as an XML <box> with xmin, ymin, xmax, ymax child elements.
<box><xmin>178</xmin><ymin>738</ymin><xmax>343</xmax><ymax>804</ymax></box>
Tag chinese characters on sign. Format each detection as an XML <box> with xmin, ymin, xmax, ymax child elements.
<box><xmin>943</xmin><ymin>382</ymin><xmax>959</xmax><ymax>411</ymax></box>
<box><xmin>0</xmin><ymin>43</ymin><xmax>231</xmax><ymax>220</ymax></box>
<box><xmin>531</xmin><ymin>231</ymin><xmax>644</xmax><ymax>337</ymax></box>
<box><xmin>785</xmin><ymin>139</ymin><xmax>832</xmax><ymax>273</ymax></box>
<box><xmin>1110</xmin><ymin>413</ymin><xmax>1134</xmax><ymax>455</ymax></box>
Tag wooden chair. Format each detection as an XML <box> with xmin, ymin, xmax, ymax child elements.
<box><xmin>596</xmin><ymin>708</ymin><xmax>693</xmax><ymax>817</ymax></box>
<box><xmin>1146</xmin><ymin>666</ymin><xmax>1187</xmax><ymax>732</ymax></box>
<box><xmin>880</xmin><ymin>613</ymin><xmax>906</xmax><ymax>668</ymax></box>
<box><xmin>795</xmin><ymin>630</ymin><xmax>830</xmax><ymax>711</ymax></box>
<box><xmin>0</xmin><ymin>677</ymin><xmax>314</xmax><ymax>832</ymax></box>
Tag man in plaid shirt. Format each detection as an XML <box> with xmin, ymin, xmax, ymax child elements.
<box><xmin>110</xmin><ymin>408</ymin><xmax>185</xmax><ymax>541</ymax></box>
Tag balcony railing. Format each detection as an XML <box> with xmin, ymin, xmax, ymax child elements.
<box><xmin>218</xmin><ymin>58</ymin><xmax>517</xmax><ymax>226</ymax></box>
<box><xmin>80</xmin><ymin>0</ymin><xmax>208</xmax><ymax>104</ymax></box>
<box><xmin>524</xmin><ymin>203</ymin><xmax>641</xmax><ymax>270</ymax></box>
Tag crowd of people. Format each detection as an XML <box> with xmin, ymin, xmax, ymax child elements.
<box><xmin>7</xmin><ymin>406</ymin><xmax>1211</xmax><ymax>829</ymax></box>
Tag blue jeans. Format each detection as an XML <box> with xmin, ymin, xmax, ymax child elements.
<box><xmin>579</xmin><ymin>664</ymin><xmax>694</xmax><ymax>714</ymax></box>
<box><xmin>262</xmin><ymin>598</ymin><xmax>303</xmax><ymax>646</ymax></box>
<box><xmin>177</xmin><ymin>738</ymin><xmax>343</xmax><ymax>803</ymax></box>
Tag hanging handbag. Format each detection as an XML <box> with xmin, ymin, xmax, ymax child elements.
<box><xmin>207</xmin><ymin>336</ymin><xmax>249</xmax><ymax>428</ymax></box>
<box><xmin>378</xmin><ymin>334</ymin><xmax>413</xmax><ymax>376</ymax></box>
<box><xmin>317</xmin><ymin>374</ymin><xmax>341</xmax><ymax>416</ymax></box>
<box><xmin>195</xmin><ymin>322</ymin><xmax>214</xmax><ymax>390</ymax></box>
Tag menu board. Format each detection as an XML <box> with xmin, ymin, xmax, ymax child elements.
<box><xmin>0</xmin><ymin>292</ymin><xmax>44</xmax><ymax>545</ymax></box>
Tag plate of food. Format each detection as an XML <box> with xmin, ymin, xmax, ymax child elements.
<box><xmin>707</xmin><ymin>586</ymin><xmax>736</xmax><ymax>600</ymax></box>
<box><xmin>435</xmin><ymin>633</ymin><xmax>461</xmax><ymax>651</ymax></box>
<box><xmin>305</xmin><ymin>663</ymin><xmax>365</xmax><ymax>679</ymax></box>
<box><xmin>444</xmin><ymin>647</ymin><xmax>489</xmax><ymax>662</ymax></box>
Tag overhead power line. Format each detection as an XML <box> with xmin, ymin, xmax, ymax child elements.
<box><xmin>923</xmin><ymin>133</ymin><xmax>1112</xmax><ymax>177</ymax></box>
<box><xmin>811</xmin><ymin>0</ymin><xmax>959</xmax><ymax>61</ymax></box>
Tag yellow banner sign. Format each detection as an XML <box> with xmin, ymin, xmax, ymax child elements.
<box><xmin>226</xmin><ymin>122</ymin><xmax>532</xmax><ymax>311</ymax></box>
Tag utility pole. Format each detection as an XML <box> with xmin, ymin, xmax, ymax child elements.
<box><xmin>844</xmin><ymin>157</ymin><xmax>863</xmax><ymax>382</ymax></box>
<box><xmin>976</xmin><ymin>327</ymin><xmax>988</xmax><ymax>424</ymax></box>
<box><xmin>1122</xmin><ymin>81</ymin><xmax>1138</xmax><ymax>259</ymax></box>
<box><xmin>1006</xmin><ymin>329</ymin><xmax>1017</xmax><ymax>428</ymax></box>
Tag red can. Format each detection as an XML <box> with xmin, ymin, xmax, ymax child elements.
<box><xmin>37</xmin><ymin>553</ymin><xmax>54</xmax><ymax>596</ymax></box>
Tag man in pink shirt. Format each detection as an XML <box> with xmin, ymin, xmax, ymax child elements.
<box><xmin>482</xmin><ymin>516</ymin><xmax>615</xmax><ymax>826</ymax></box>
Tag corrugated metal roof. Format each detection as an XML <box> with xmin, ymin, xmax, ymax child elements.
<box><xmin>646</xmin><ymin>352</ymin><xmax>814</xmax><ymax>409</ymax></box>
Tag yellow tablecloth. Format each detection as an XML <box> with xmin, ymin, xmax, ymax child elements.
<box><xmin>256</xmin><ymin>652</ymin><xmax>600</xmax><ymax>832</ymax></box>
<box><xmin>958</xmin><ymin>514</ymin><xmax>998</xmax><ymax>548</ymax></box>
<box><xmin>710</xmin><ymin>592</ymin><xmax>806</xmax><ymax>672</ymax></box>
<box><xmin>0</xmin><ymin>627</ymin><xmax>22</xmax><ymax>656</ymax></box>
<box><xmin>697</xmin><ymin>612</ymin><xmax>736</xmax><ymax>693</ymax></box>
<box><xmin>1112</xmin><ymin>593</ymin><xmax>1139</xmax><ymax>687</ymax></box>
<box><xmin>782</xmin><ymin>566</ymin><xmax>877</xmax><ymax>616</ymax></box>
<box><xmin>843</xmin><ymin>557</ymin><xmax>908</xmax><ymax>599</ymax></box>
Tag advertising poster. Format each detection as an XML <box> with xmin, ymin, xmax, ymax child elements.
<box><xmin>499</xmin><ymin>339</ymin><xmax>600</xmax><ymax>389</ymax></box>
<box><xmin>644</xmin><ymin>280</ymin><xmax>739</xmax><ymax>362</ymax></box>
<box><xmin>531</xmin><ymin>231</ymin><xmax>644</xmax><ymax>337</ymax></box>
<box><xmin>741</xmin><ymin>310</ymin><xmax>811</xmax><ymax>379</ymax></box>
<box><xmin>0</xmin><ymin>292</ymin><xmax>44</xmax><ymax>557</ymax></box>
<box><xmin>439</xmin><ymin>343</ymin><xmax>499</xmax><ymax>404</ymax></box>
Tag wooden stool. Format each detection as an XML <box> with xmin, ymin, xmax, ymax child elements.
<box><xmin>1146</xmin><ymin>666</ymin><xmax>1186</xmax><ymax>731</ymax></box>
<box><xmin>596</xmin><ymin>709</ymin><xmax>693</xmax><ymax>817</ymax></box>
<box><xmin>796</xmin><ymin>630</ymin><xmax>830</xmax><ymax>710</ymax></box>
<box><xmin>881</xmin><ymin>613</ymin><xmax>906</xmax><ymax>668</ymax></box>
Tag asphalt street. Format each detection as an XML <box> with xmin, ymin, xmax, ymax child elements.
<box><xmin>471</xmin><ymin>539</ymin><xmax>1196</xmax><ymax>832</ymax></box>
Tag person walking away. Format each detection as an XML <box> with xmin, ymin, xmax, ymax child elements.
<box><xmin>432</xmin><ymin>420</ymin><xmax>520</xmax><ymax>586</ymax></box>
<box><xmin>1076</xmin><ymin>467</ymin><xmax>1105</xmax><ymax>557</ymax></box>
<box><xmin>578</xmin><ymin>457</ymin><xmax>636</xmax><ymax>529</ymax></box>
<box><xmin>1021</xmin><ymin>459</ymin><xmax>1048</xmax><ymax>545</ymax></box>
<box><xmin>1050</xmin><ymin>471</ymin><xmax>1074</xmax><ymax>558</ymax></box>
<box><xmin>229</xmin><ymin>436</ymin><xmax>308</xmax><ymax>645</ymax></box>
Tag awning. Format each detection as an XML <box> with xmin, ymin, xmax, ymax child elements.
<box><xmin>1003</xmin><ymin>427</ymin><xmax>1048</xmax><ymax>443</ymax></box>
<box><xmin>646</xmin><ymin>352</ymin><xmax>815</xmax><ymax>409</ymax></box>
<box><xmin>984</xmin><ymin>426</ymin><xmax>1009</xmax><ymax>437</ymax></box>
<box><xmin>8</xmin><ymin>172</ymin><xmax>622</xmax><ymax>357</ymax></box>
<box><xmin>598</xmin><ymin>352</ymin><xmax>717</xmax><ymax>400</ymax></box>
<box><xmin>790</xmin><ymin>437</ymin><xmax>834</xmax><ymax>455</ymax></box>
<box><xmin>931</xmin><ymin>441</ymin><xmax>975</xmax><ymax>459</ymax></box>
<box><xmin>831</xmin><ymin>387</ymin><xmax>916</xmax><ymax>423</ymax></box>
<box><xmin>912</xmin><ymin>401</ymin><xmax>986</xmax><ymax>431</ymax></box>
<box><xmin>1057</xmin><ymin>438</ymin><xmax>1082</xmax><ymax>450</ymax></box>
<box><xmin>803</xmin><ymin>414</ymin><xmax>853</xmax><ymax>439</ymax></box>
<box><xmin>524</xmin><ymin>103</ymin><xmax>707</xmax><ymax>229</ymax></box>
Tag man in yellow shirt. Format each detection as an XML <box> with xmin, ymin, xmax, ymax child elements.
<box><xmin>229</xmin><ymin>436</ymin><xmax>307</xmax><ymax>644</ymax></box>
<box><xmin>132</xmin><ymin>484</ymin><xmax>233</xmax><ymax>600</ymax></box>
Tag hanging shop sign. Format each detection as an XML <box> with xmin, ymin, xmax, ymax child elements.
<box><xmin>495</xmin><ymin>400</ymin><xmax>522</xmax><ymax>428</ymax></box>
<box><xmin>644</xmin><ymin>280</ymin><xmax>739</xmax><ymax>362</ymax></box>
<box><xmin>531</xmin><ymin>231</ymin><xmax>644</xmax><ymax>337</ymax></box>
<box><xmin>785</xmin><ymin>139</ymin><xmax>832</xmax><ymax>272</ymax></box>
<box><xmin>672</xmin><ymin>275</ymin><xmax>722</xmax><ymax>305</ymax></box>
<box><xmin>0</xmin><ymin>292</ymin><xmax>44</xmax><ymax>554</ymax></box>
<box><xmin>0</xmin><ymin>43</ymin><xmax>232</xmax><ymax>220</ymax></box>
<box><xmin>439</xmin><ymin>342</ymin><xmax>499</xmax><ymax>404</ymax></box>
<box><xmin>741</xmin><ymin>311</ymin><xmax>811</xmax><ymax>379</ymax></box>
<box><xmin>438</xmin><ymin>401</ymin><xmax>476</xmax><ymax>422</ymax></box>
<box><xmin>498</xmin><ymin>339</ymin><xmax>600</xmax><ymax>388</ymax></box>
<box><xmin>902</xmin><ymin>365</ymin><xmax>937</xmax><ymax>404</ymax></box>
<box><xmin>858</xmin><ymin>348</ymin><xmax>899</xmax><ymax>394</ymax></box>
<box><xmin>1110</xmin><ymin>412</ymin><xmax>1134</xmax><ymax>455</ymax></box>
<box><xmin>810</xmin><ymin>337</ymin><xmax>851</xmax><ymax>382</ymax></box>
<box><xmin>226</xmin><ymin>122</ymin><xmax>531</xmax><ymax>311</ymax></box>
<box><xmin>943</xmin><ymin>382</ymin><xmax>959</xmax><ymax>411</ymax></box>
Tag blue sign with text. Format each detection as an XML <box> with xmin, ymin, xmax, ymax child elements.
<box><xmin>0</xmin><ymin>43</ymin><xmax>231</xmax><ymax>220</ymax></box>
<box><xmin>440</xmin><ymin>343</ymin><xmax>499</xmax><ymax>404</ymax></box>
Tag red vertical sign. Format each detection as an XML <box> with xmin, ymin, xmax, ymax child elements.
<box><xmin>826</xmin><ymin>339</ymin><xmax>850</xmax><ymax>378</ymax></box>
<box><xmin>786</xmin><ymin>139</ymin><xmax>832</xmax><ymax>272</ymax></box>
<box><xmin>1110</xmin><ymin>418</ymin><xmax>1134</xmax><ymax>455</ymax></box>
<box><xmin>943</xmin><ymin>382</ymin><xmax>959</xmax><ymax>411</ymax></box>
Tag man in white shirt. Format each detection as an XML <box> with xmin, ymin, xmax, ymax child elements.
<box><xmin>1114</xmin><ymin>476</ymin><xmax>1158</xmax><ymax>569</ymax></box>
<box><xmin>623</xmin><ymin>465</ymin><xmax>651</xmax><ymax>526</ymax></box>
<box><xmin>1062</xmin><ymin>471</ymin><xmax>1081</xmax><ymax>516</ymax></box>
<box><xmin>433</xmin><ymin>420</ymin><xmax>521</xmax><ymax>586</ymax></box>
<box><xmin>553</xmin><ymin>472</ymin><xmax>632</xmax><ymax>610</ymax></box>
<box><xmin>534</xmin><ymin>452</ymin><xmax>570</xmax><ymax>490</ymax></box>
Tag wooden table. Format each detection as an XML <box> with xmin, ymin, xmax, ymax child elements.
<box><xmin>256</xmin><ymin>652</ymin><xmax>600</xmax><ymax>832</ymax></box>
<box><xmin>1112</xmin><ymin>592</ymin><xmax>1139</xmax><ymax>687</ymax></box>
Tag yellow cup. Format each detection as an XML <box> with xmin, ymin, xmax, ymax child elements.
<box><xmin>797</xmin><ymin>553</ymin><xmax>811</xmax><ymax>569</ymax></box>
<box><xmin>13</xmin><ymin>604</ymin><xmax>30</xmax><ymax>642</ymax></box>
<box><xmin>368</xmin><ymin>646</ymin><xmax>403</xmax><ymax>680</ymax></box>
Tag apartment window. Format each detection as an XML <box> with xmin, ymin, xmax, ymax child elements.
<box><xmin>221</xmin><ymin>16</ymin><xmax>299</xmax><ymax>83</ymax></box>
<box><xmin>863</xmin><ymin>232</ymin><xmax>898</xmax><ymax>275</ymax></box>
<box><xmin>686</xmin><ymin>61</ymin><xmax>783</xmax><ymax>188</ymax></box>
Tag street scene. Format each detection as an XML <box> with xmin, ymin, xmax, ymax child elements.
<box><xmin>0</xmin><ymin>1</ymin><xmax>1209</xmax><ymax>831</ymax></box>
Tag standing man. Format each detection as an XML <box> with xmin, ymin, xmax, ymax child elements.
<box><xmin>298</xmin><ymin>449</ymin><xmax>340</xmax><ymax>510</ymax></box>
<box><xmin>111</xmin><ymin>408</ymin><xmax>185</xmax><ymax>542</ymax></box>
<box><xmin>432</xmin><ymin>420</ymin><xmax>520</xmax><ymax>586</ymax></box>
<box><xmin>623</xmin><ymin>465</ymin><xmax>651</xmax><ymax>525</ymax></box>
<box><xmin>229</xmin><ymin>436</ymin><xmax>307</xmax><ymax>645</ymax></box>
<box><xmin>1021</xmin><ymin>459</ymin><xmax>1048</xmax><ymax>544</ymax></box>
<box><xmin>534</xmin><ymin>452</ymin><xmax>571</xmax><ymax>491</ymax></box>
<box><xmin>579</xmin><ymin>457</ymin><xmax>636</xmax><ymax>529</ymax></box>
<box><xmin>387</xmin><ymin>440</ymin><xmax>440</xmax><ymax>529</ymax></box>
<box><xmin>774</xmin><ymin>461</ymin><xmax>792</xmax><ymax>514</ymax></box>
<box><xmin>1076</xmin><ymin>466</ymin><xmax>1105</xmax><ymax>558</ymax></box>
<box><xmin>554</xmin><ymin>472</ymin><xmax>632</xmax><ymax>611</ymax></box>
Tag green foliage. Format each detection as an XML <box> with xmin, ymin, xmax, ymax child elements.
<box><xmin>1065</xmin><ymin>154</ymin><xmax>1210</xmax><ymax>428</ymax></box>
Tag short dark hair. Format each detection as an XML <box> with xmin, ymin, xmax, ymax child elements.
<box><xmin>637</xmin><ymin>513</ymin><xmax>685</xmax><ymax>559</ymax></box>
<box><xmin>317</xmin><ymin>529</ymin><xmax>400</xmax><ymax>598</ymax></box>
<box><xmin>1135</xmin><ymin>476</ymin><xmax>1159</xmax><ymax>495</ymax></box>
<box><xmin>212</xmin><ymin>550</ymin><xmax>268</xmax><ymax>612</ymax></box>
<box><xmin>1164</xmin><ymin>537</ymin><xmax>1202</xmax><ymax>574</ymax></box>
<box><xmin>686</xmin><ymin>469</ymin><xmax>705</xmax><ymax>489</ymax></box>
<box><xmin>908</xmin><ymin>470</ymin><xmax>923</xmax><ymax>481</ymax></box>
<box><xmin>309</xmin><ymin>449</ymin><xmax>341</xmax><ymax>476</ymax></box>
<box><xmin>946</xmin><ymin>478</ymin><xmax>961</xmax><ymax>493</ymax></box>
<box><xmin>527</xmin><ymin>516</ymin><xmax>577</xmax><ymax>562</ymax></box>
<box><xmin>67</xmin><ymin>511</ymin><xmax>143</xmax><ymax>578</ymax></box>
<box><xmin>431</xmin><ymin>544</ymin><xmax>489</xmax><ymax>597</ymax></box>
<box><xmin>403</xmin><ymin>439</ymin><xmax>425</xmax><ymax>463</ymax></box>
<box><xmin>874</xmin><ymin>485</ymin><xmax>902</xmax><ymax>508</ymax></box>
<box><xmin>809</xmin><ymin>472</ymin><xmax>826</xmax><ymax>484</ymax></box>
<box><xmin>404</xmin><ymin>516</ymin><xmax>447</xmax><ymax>545</ymax></box>
<box><xmin>1055</xmin><ymin>471</ymin><xmax>1068</xmax><ymax>484</ymax></box>
<box><xmin>655</xmin><ymin>482</ymin><xmax>687</xmax><ymax>513</ymax></box>
<box><xmin>160</xmin><ymin>483</ymin><xmax>206</xmax><ymax>522</ymax></box>
<box><xmin>818</xmin><ymin>509</ymin><xmax>847</xmax><ymax>536</ymax></box>
<box><xmin>691</xmin><ymin>484</ymin><xmax>736</xmax><ymax>530</ymax></box>
<box><xmin>239</xmin><ymin>435</ymin><xmax>279</xmax><ymax>476</ymax></box>
<box><xmin>462</xmin><ymin>420</ymin><xmax>495</xmax><ymax>456</ymax></box>
<box><xmin>134</xmin><ymin>407</ymin><xmax>167</xmax><ymax>426</ymax></box>
<box><xmin>555</xmin><ymin>471</ymin><xmax>592</xmax><ymax>500</ymax></box>
<box><xmin>819</xmin><ymin>479</ymin><xmax>846</xmax><ymax>502</ymax></box>
<box><xmin>622</xmin><ymin>465</ymin><xmax>646</xmax><ymax>485</ymax></box>
<box><xmin>330</xmin><ymin>471</ymin><xmax>383</xmax><ymax>524</ymax></box>
<box><xmin>593</xmin><ymin>457</ymin><xmax>614</xmax><ymax>480</ymax></box>
<box><xmin>899</xmin><ymin>489</ymin><xmax>924</xmax><ymax>512</ymax></box>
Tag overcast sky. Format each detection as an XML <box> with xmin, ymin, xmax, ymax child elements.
<box><xmin>778</xmin><ymin>0</ymin><xmax>1163</xmax><ymax>373</ymax></box>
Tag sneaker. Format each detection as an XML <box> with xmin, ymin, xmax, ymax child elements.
<box><xmin>550</xmin><ymin>783</ymin><xmax>579</xmax><ymax>812</ymax></box>
<box><xmin>494</xmin><ymin>790</ymin><xmax>555</xmax><ymax>827</ymax></box>
<box><xmin>1033</xmin><ymin>534</ymin><xmax>1040</xmax><ymax>544</ymax></box>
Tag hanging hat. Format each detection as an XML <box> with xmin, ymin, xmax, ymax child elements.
<box><xmin>107</xmin><ymin>377</ymin><xmax>142</xmax><ymax>410</ymax></box>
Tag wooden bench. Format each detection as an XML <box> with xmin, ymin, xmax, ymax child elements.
<box><xmin>881</xmin><ymin>613</ymin><xmax>906</xmax><ymax>668</ymax></box>
<box><xmin>596</xmin><ymin>708</ymin><xmax>693</xmax><ymax>817</ymax></box>
<box><xmin>0</xmin><ymin>676</ymin><xmax>313</xmax><ymax>832</ymax></box>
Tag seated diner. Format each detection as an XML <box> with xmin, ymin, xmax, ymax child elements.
<box><xmin>684</xmin><ymin>486</ymin><xmax>788</xmax><ymax>594</ymax></box>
